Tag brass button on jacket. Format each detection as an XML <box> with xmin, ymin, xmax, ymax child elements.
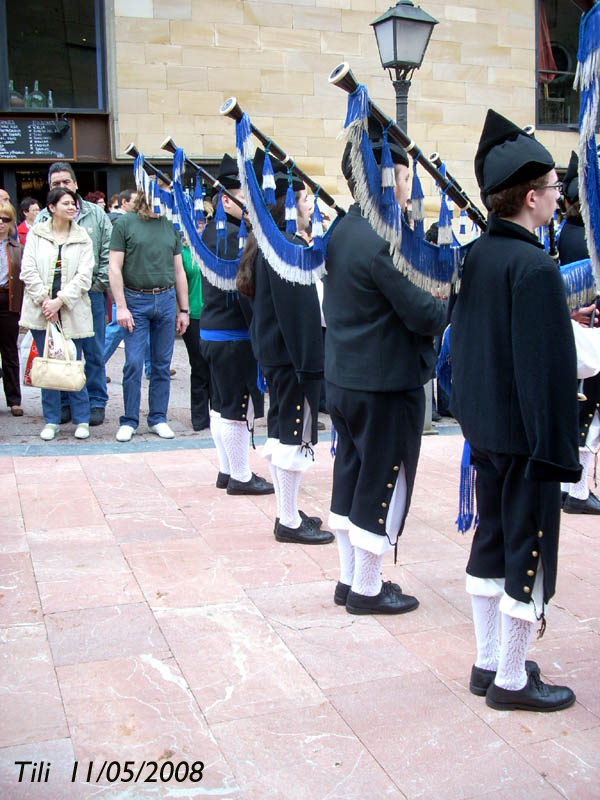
<box><xmin>523</xmin><ymin>586</ymin><xmax>531</xmax><ymax>594</ymax></box>
<box><xmin>527</xmin><ymin>569</ymin><xmax>535</xmax><ymax>577</ymax></box>
<box><xmin>532</xmin><ymin>550</ymin><xmax>538</xmax><ymax>557</ymax></box>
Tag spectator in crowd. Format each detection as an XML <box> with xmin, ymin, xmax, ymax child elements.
<box><xmin>108</xmin><ymin>194</ymin><xmax>119</xmax><ymax>213</ymax></box>
<box><xmin>109</xmin><ymin>190</ymin><xmax>189</xmax><ymax>442</ymax></box>
<box><xmin>85</xmin><ymin>190</ymin><xmax>106</xmax><ymax>210</ymax></box>
<box><xmin>181</xmin><ymin>240</ymin><xmax>210</xmax><ymax>431</ymax></box>
<box><xmin>109</xmin><ymin>189</ymin><xmax>137</xmax><ymax>224</ymax></box>
<box><xmin>0</xmin><ymin>201</ymin><xmax>24</xmax><ymax>416</ymax></box>
<box><xmin>20</xmin><ymin>187</ymin><xmax>94</xmax><ymax>440</ymax></box>
<box><xmin>17</xmin><ymin>197</ymin><xmax>40</xmax><ymax>246</ymax></box>
<box><xmin>36</xmin><ymin>162</ymin><xmax>112</xmax><ymax>426</ymax></box>
<box><xmin>0</xmin><ymin>189</ymin><xmax>10</xmax><ymax>204</ymax></box>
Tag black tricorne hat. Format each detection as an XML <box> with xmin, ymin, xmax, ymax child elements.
<box><xmin>474</xmin><ymin>109</ymin><xmax>554</xmax><ymax>197</ymax></box>
<box><xmin>253</xmin><ymin>148</ymin><xmax>304</xmax><ymax>200</ymax></box>
<box><xmin>563</xmin><ymin>151</ymin><xmax>579</xmax><ymax>204</ymax></box>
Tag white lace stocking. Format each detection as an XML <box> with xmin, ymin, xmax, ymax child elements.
<box><xmin>494</xmin><ymin>613</ymin><xmax>535</xmax><ymax>691</ymax></box>
<box><xmin>352</xmin><ymin>547</ymin><xmax>383</xmax><ymax>597</ymax></box>
<box><xmin>219</xmin><ymin>419</ymin><xmax>252</xmax><ymax>482</ymax></box>
<box><xmin>471</xmin><ymin>594</ymin><xmax>501</xmax><ymax>671</ymax></box>
<box><xmin>210</xmin><ymin>411</ymin><xmax>230</xmax><ymax>475</ymax></box>
<box><xmin>335</xmin><ymin>530</ymin><xmax>355</xmax><ymax>586</ymax></box>
<box><xmin>274</xmin><ymin>467</ymin><xmax>302</xmax><ymax>528</ymax></box>
<box><xmin>570</xmin><ymin>449</ymin><xmax>593</xmax><ymax>500</ymax></box>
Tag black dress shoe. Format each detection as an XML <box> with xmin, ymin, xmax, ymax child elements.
<box><xmin>227</xmin><ymin>473</ymin><xmax>275</xmax><ymax>495</ymax></box>
<box><xmin>563</xmin><ymin>492</ymin><xmax>600</xmax><ymax>515</ymax></box>
<box><xmin>275</xmin><ymin>518</ymin><xmax>334</xmax><ymax>545</ymax></box>
<box><xmin>216</xmin><ymin>471</ymin><xmax>230</xmax><ymax>489</ymax></box>
<box><xmin>346</xmin><ymin>581</ymin><xmax>419</xmax><ymax>615</ymax></box>
<box><xmin>60</xmin><ymin>406</ymin><xmax>72</xmax><ymax>424</ymax></box>
<box><xmin>486</xmin><ymin>670</ymin><xmax>575</xmax><ymax>712</ymax></box>
<box><xmin>334</xmin><ymin>582</ymin><xmax>350</xmax><ymax>606</ymax></box>
<box><xmin>273</xmin><ymin>510</ymin><xmax>323</xmax><ymax>533</ymax></box>
<box><xmin>469</xmin><ymin>660</ymin><xmax>540</xmax><ymax>697</ymax></box>
<box><xmin>561</xmin><ymin>490</ymin><xmax>568</xmax><ymax>508</ymax></box>
<box><xmin>89</xmin><ymin>407</ymin><xmax>105</xmax><ymax>426</ymax></box>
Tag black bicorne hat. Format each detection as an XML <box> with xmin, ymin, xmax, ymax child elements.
<box><xmin>563</xmin><ymin>150</ymin><xmax>579</xmax><ymax>204</ymax></box>
<box><xmin>216</xmin><ymin>153</ymin><xmax>241</xmax><ymax>191</ymax></box>
<box><xmin>474</xmin><ymin>109</ymin><xmax>554</xmax><ymax>199</ymax></box>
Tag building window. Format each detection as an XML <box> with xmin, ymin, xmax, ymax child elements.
<box><xmin>3</xmin><ymin>0</ymin><xmax>106</xmax><ymax>111</ymax></box>
<box><xmin>537</xmin><ymin>0</ymin><xmax>580</xmax><ymax>129</ymax></box>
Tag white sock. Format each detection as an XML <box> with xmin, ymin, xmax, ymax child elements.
<box><xmin>471</xmin><ymin>594</ymin><xmax>501</xmax><ymax>671</ymax></box>
<box><xmin>352</xmin><ymin>547</ymin><xmax>383</xmax><ymax>597</ymax></box>
<box><xmin>210</xmin><ymin>411</ymin><xmax>230</xmax><ymax>475</ymax></box>
<box><xmin>494</xmin><ymin>613</ymin><xmax>535</xmax><ymax>691</ymax></box>
<box><xmin>335</xmin><ymin>530</ymin><xmax>354</xmax><ymax>586</ymax></box>
<box><xmin>269</xmin><ymin>462</ymin><xmax>280</xmax><ymax>508</ymax></box>
<box><xmin>219</xmin><ymin>419</ymin><xmax>252</xmax><ymax>482</ymax></box>
<box><xmin>570</xmin><ymin>449</ymin><xmax>593</xmax><ymax>500</ymax></box>
<box><xmin>275</xmin><ymin>467</ymin><xmax>301</xmax><ymax>528</ymax></box>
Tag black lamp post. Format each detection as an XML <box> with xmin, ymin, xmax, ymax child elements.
<box><xmin>371</xmin><ymin>0</ymin><xmax>438</xmax><ymax>131</ymax></box>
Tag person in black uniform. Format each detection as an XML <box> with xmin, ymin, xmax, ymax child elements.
<box><xmin>200</xmin><ymin>154</ymin><xmax>272</xmax><ymax>495</ymax></box>
<box><xmin>557</xmin><ymin>151</ymin><xmax>600</xmax><ymax>515</ymax></box>
<box><xmin>451</xmin><ymin>110</ymin><xmax>581</xmax><ymax>712</ymax></box>
<box><xmin>237</xmin><ymin>152</ymin><xmax>333</xmax><ymax>545</ymax></box>
<box><xmin>323</xmin><ymin>139</ymin><xmax>446</xmax><ymax>614</ymax></box>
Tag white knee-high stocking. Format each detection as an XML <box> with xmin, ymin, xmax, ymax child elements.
<box><xmin>494</xmin><ymin>613</ymin><xmax>535</xmax><ymax>691</ymax></box>
<box><xmin>274</xmin><ymin>467</ymin><xmax>302</xmax><ymax>528</ymax></box>
<box><xmin>210</xmin><ymin>411</ymin><xmax>230</xmax><ymax>475</ymax></box>
<box><xmin>352</xmin><ymin>547</ymin><xmax>383</xmax><ymax>597</ymax></box>
<box><xmin>569</xmin><ymin>449</ymin><xmax>593</xmax><ymax>500</ymax></box>
<box><xmin>219</xmin><ymin>419</ymin><xmax>252</xmax><ymax>482</ymax></box>
<box><xmin>471</xmin><ymin>594</ymin><xmax>501</xmax><ymax>671</ymax></box>
<box><xmin>335</xmin><ymin>530</ymin><xmax>355</xmax><ymax>586</ymax></box>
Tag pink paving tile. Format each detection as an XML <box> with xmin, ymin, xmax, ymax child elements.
<box><xmin>247</xmin><ymin>579</ymin><xmax>351</xmax><ymax>629</ymax></box>
<box><xmin>0</xmin><ymin>624</ymin><xmax>69</xmax><ymax>748</ymax></box>
<box><xmin>180</xmin><ymin>492</ymin><xmax>273</xmax><ymax>532</ymax></box>
<box><xmin>220</xmin><ymin>542</ymin><xmax>327</xmax><ymax>589</ymax></box>
<box><xmin>212</xmin><ymin>702</ymin><xmax>406</xmax><ymax>800</ymax></box>
<box><xmin>12</xmin><ymin>455</ymin><xmax>85</xmax><ymax>484</ymax></box>
<box><xmin>0</xmin><ymin>552</ymin><xmax>41</xmax><ymax>625</ymax></box>
<box><xmin>57</xmin><ymin>654</ymin><xmax>239</xmax><ymax>794</ymax></box>
<box><xmin>0</xmin><ymin>455</ymin><xmax>14</xmax><ymax>474</ymax></box>
<box><xmin>327</xmin><ymin>672</ymin><xmax>547</xmax><ymax>800</ymax></box>
<box><xmin>18</xmin><ymin>481</ymin><xmax>106</xmax><ymax>531</ymax></box>
<box><xmin>150</xmin><ymin>458</ymin><xmax>220</xmax><ymax>489</ymax></box>
<box><xmin>122</xmin><ymin>538</ymin><xmax>245</xmax><ymax>608</ymax></box>
<box><xmin>396</xmin><ymin>621</ymin><xmax>477</xmax><ymax>681</ymax></box>
<box><xmin>518</xmin><ymin>727</ymin><xmax>600</xmax><ymax>799</ymax></box>
<box><xmin>0</xmin><ymin>738</ymin><xmax>84</xmax><ymax>800</ymax></box>
<box><xmin>45</xmin><ymin>603</ymin><xmax>169</xmax><ymax>666</ymax></box>
<box><xmin>203</xmin><ymin>523</ymin><xmax>281</xmax><ymax>554</ymax></box>
<box><xmin>25</xmin><ymin>523</ymin><xmax>115</xmax><ymax>546</ymax></box>
<box><xmin>105</xmin><ymin>509</ymin><xmax>198</xmax><ymax>542</ymax></box>
<box><xmin>157</xmin><ymin>600</ymin><xmax>325</xmax><ymax>724</ymax></box>
<box><xmin>402</xmin><ymin>555</ymin><xmax>474</xmax><ymax>618</ymax></box>
<box><xmin>91</xmin><ymin>484</ymin><xmax>181</xmax><ymax>516</ymax></box>
<box><xmin>0</xmin><ymin>525</ymin><xmax>28</xmax><ymax>554</ymax></box>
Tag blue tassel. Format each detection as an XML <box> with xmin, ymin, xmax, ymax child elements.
<box><xmin>262</xmin><ymin>148</ymin><xmax>276</xmax><ymax>206</ymax></box>
<box><xmin>436</xmin><ymin>324</ymin><xmax>452</xmax><ymax>397</ymax></box>
<box><xmin>151</xmin><ymin>180</ymin><xmax>162</xmax><ymax>215</ymax></box>
<box><xmin>285</xmin><ymin>173</ymin><xmax>297</xmax><ymax>234</ymax></box>
<box><xmin>344</xmin><ymin>83</ymin><xmax>370</xmax><ymax>128</ymax></box>
<box><xmin>238</xmin><ymin>214</ymin><xmax>248</xmax><ymax>255</ymax></box>
<box><xmin>459</xmin><ymin>208</ymin><xmax>467</xmax><ymax>235</ymax></box>
<box><xmin>456</xmin><ymin>440</ymin><xmax>477</xmax><ymax>534</ymax></box>
<box><xmin>194</xmin><ymin>175</ymin><xmax>205</xmax><ymax>225</ymax></box>
<box><xmin>411</xmin><ymin>156</ymin><xmax>425</xmax><ymax>238</ymax></box>
<box><xmin>215</xmin><ymin>188</ymin><xmax>227</xmax><ymax>256</ymax></box>
<box><xmin>311</xmin><ymin>192</ymin><xmax>324</xmax><ymax>256</ymax></box>
<box><xmin>380</xmin><ymin>130</ymin><xmax>396</xmax><ymax>209</ymax></box>
<box><xmin>257</xmin><ymin>362</ymin><xmax>267</xmax><ymax>393</ymax></box>
<box><xmin>438</xmin><ymin>193</ymin><xmax>453</xmax><ymax>245</ymax></box>
<box><xmin>330</xmin><ymin>423</ymin><xmax>337</xmax><ymax>458</ymax></box>
<box><xmin>560</xmin><ymin>257</ymin><xmax>597</xmax><ymax>309</ymax></box>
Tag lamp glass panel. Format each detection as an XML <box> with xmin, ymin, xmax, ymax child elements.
<box><xmin>374</xmin><ymin>19</ymin><xmax>396</xmax><ymax>67</ymax></box>
<box><xmin>393</xmin><ymin>19</ymin><xmax>433</xmax><ymax>67</ymax></box>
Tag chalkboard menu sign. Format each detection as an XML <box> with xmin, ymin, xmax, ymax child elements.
<box><xmin>0</xmin><ymin>118</ymin><xmax>75</xmax><ymax>161</ymax></box>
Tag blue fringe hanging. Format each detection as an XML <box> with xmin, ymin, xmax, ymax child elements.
<box><xmin>285</xmin><ymin>170</ymin><xmax>297</xmax><ymax>234</ymax></box>
<box><xmin>238</xmin><ymin>214</ymin><xmax>248</xmax><ymax>255</ymax></box>
<box><xmin>456</xmin><ymin>440</ymin><xmax>477</xmax><ymax>534</ymax></box>
<box><xmin>257</xmin><ymin>362</ymin><xmax>267</xmax><ymax>393</ymax></box>
<box><xmin>214</xmin><ymin>188</ymin><xmax>227</xmax><ymax>256</ymax></box>
<box><xmin>459</xmin><ymin>208</ymin><xmax>467</xmax><ymax>236</ymax></box>
<box><xmin>261</xmin><ymin>147</ymin><xmax>276</xmax><ymax>206</ymax></box>
<box><xmin>330</xmin><ymin>424</ymin><xmax>338</xmax><ymax>458</ymax></box>
<box><xmin>234</xmin><ymin>111</ymin><xmax>339</xmax><ymax>284</ymax></box>
<box><xmin>560</xmin><ymin>257</ymin><xmax>597</xmax><ymax>310</ymax></box>
<box><xmin>411</xmin><ymin>156</ymin><xmax>425</xmax><ymax>238</ymax></box>
<box><xmin>194</xmin><ymin>175</ymin><xmax>205</xmax><ymax>226</ymax></box>
<box><xmin>380</xmin><ymin>130</ymin><xmax>396</xmax><ymax>209</ymax></box>
<box><xmin>311</xmin><ymin>191</ymin><xmax>324</xmax><ymax>256</ymax></box>
<box><xmin>436</xmin><ymin>324</ymin><xmax>452</xmax><ymax>398</ymax></box>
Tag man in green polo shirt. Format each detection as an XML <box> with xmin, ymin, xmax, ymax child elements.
<box><xmin>109</xmin><ymin>191</ymin><xmax>189</xmax><ymax>442</ymax></box>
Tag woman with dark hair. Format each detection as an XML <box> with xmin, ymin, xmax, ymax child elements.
<box><xmin>237</xmin><ymin>156</ymin><xmax>332</xmax><ymax>545</ymax></box>
<box><xmin>20</xmin><ymin>186</ymin><xmax>94</xmax><ymax>440</ymax></box>
<box><xmin>0</xmin><ymin>200</ymin><xmax>24</xmax><ymax>416</ymax></box>
<box><xmin>84</xmin><ymin>190</ymin><xmax>106</xmax><ymax>210</ymax></box>
<box><xmin>17</xmin><ymin>197</ymin><xmax>40</xmax><ymax>245</ymax></box>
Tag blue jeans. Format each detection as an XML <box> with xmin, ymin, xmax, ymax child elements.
<box><xmin>120</xmin><ymin>288</ymin><xmax>176</xmax><ymax>428</ymax></box>
<box><xmin>32</xmin><ymin>328</ymin><xmax>90</xmax><ymax>425</ymax></box>
<box><xmin>61</xmin><ymin>289</ymin><xmax>107</xmax><ymax>410</ymax></box>
<box><xmin>105</xmin><ymin>304</ymin><xmax>151</xmax><ymax>377</ymax></box>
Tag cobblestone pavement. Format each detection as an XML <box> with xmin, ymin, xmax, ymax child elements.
<box><xmin>0</xmin><ymin>340</ymin><xmax>597</xmax><ymax>799</ymax></box>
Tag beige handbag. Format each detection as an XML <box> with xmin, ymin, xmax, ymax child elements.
<box><xmin>30</xmin><ymin>321</ymin><xmax>86</xmax><ymax>392</ymax></box>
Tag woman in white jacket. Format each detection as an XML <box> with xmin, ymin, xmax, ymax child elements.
<box><xmin>20</xmin><ymin>187</ymin><xmax>94</xmax><ymax>440</ymax></box>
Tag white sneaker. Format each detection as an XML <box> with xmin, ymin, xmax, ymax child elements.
<box><xmin>148</xmin><ymin>422</ymin><xmax>175</xmax><ymax>439</ymax></box>
<box><xmin>74</xmin><ymin>423</ymin><xmax>90</xmax><ymax>440</ymax></box>
<box><xmin>116</xmin><ymin>424</ymin><xmax>136</xmax><ymax>442</ymax></box>
<box><xmin>40</xmin><ymin>423</ymin><xmax>59</xmax><ymax>441</ymax></box>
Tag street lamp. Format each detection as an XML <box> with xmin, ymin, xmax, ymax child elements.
<box><xmin>371</xmin><ymin>0</ymin><xmax>438</xmax><ymax>131</ymax></box>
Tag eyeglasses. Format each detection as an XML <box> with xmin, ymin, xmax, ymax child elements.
<box><xmin>537</xmin><ymin>181</ymin><xmax>563</xmax><ymax>194</ymax></box>
<box><xmin>0</xmin><ymin>216</ymin><xmax>12</xmax><ymax>223</ymax></box>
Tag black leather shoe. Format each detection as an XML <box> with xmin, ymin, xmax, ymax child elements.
<box><xmin>89</xmin><ymin>407</ymin><xmax>105</xmax><ymax>426</ymax></box>
<box><xmin>561</xmin><ymin>490</ymin><xmax>568</xmax><ymax>507</ymax></box>
<box><xmin>346</xmin><ymin>581</ymin><xmax>419</xmax><ymax>615</ymax></box>
<box><xmin>227</xmin><ymin>473</ymin><xmax>274</xmax><ymax>495</ymax></box>
<box><xmin>469</xmin><ymin>660</ymin><xmax>540</xmax><ymax>696</ymax></box>
<box><xmin>563</xmin><ymin>492</ymin><xmax>600</xmax><ymax>515</ymax></box>
<box><xmin>486</xmin><ymin>671</ymin><xmax>576</xmax><ymax>712</ymax></box>
<box><xmin>216</xmin><ymin>472</ymin><xmax>230</xmax><ymax>489</ymax></box>
<box><xmin>60</xmin><ymin>406</ymin><xmax>72</xmax><ymax>424</ymax></box>
<box><xmin>275</xmin><ymin>519</ymin><xmax>334</xmax><ymax>544</ymax></box>
<box><xmin>334</xmin><ymin>582</ymin><xmax>350</xmax><ymax>606</ymax></box>
<box><xmin>273</xmin><ymin>510</ymin><xmax>323</xmax><ymax>534</ymax></box>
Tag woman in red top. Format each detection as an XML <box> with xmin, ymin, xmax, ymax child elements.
<box><xmin>0</xmin><ymin>201</ymin><xmax>24</xmax><ymax>415</ymax></box>
<box><xmin>17</xmin><ymin>197</ymin><xmax>40</xmax><ymax>246</ymax></box>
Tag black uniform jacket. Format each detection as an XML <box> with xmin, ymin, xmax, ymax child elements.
<box><xmin>250</xmin><ymin>233</ymin><xmax>323</xmax><ymax>382</ymax></box>
<box><xmin>451</xmin><ymin>214</ymin><xmax>581</xmax><ymax>483</ymax></box>
<box><xmin>558</xmin><ymin>216</ymin><xmax>588</xmax><ymax>265</ymax></box>
<box><xmin>323</xmin><ymin>204</ymin><xmax>446</xmax><ymax>391</ymax></box>
<box><xmin>200</xmin><ymin>216</ymin><xmax>251</xmax><ymax>329</ymax></box>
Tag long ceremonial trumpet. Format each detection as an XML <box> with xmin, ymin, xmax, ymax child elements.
<box><xmin>124</xmin><ymin>142</ymin><xmax>173</xmax><ymax>186</ymax></box>
<box><xmin>219</xmin><ymin>96</ymin><xmax>346</xmax><ymax>217</ymax></box>
<box><xmin>329</xmin><ymin>62</ymin><xmax>488</xmax><ymax>232</ymax></box>
<box><xmin>160</xmin><ymin>137</ymin><xmax>245</xmax><ymax>211</ymax></box>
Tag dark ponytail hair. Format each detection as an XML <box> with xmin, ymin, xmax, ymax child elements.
<box><xmin>236</xmin><ymin>193</ymin><xmax>300</xmax><ymax>298</ymax></box>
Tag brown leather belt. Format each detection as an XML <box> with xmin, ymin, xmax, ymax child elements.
<box><xmin>125</xmin><ymin>285</ymin><xmax>173</xmax><ymax>294</ymax></box>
